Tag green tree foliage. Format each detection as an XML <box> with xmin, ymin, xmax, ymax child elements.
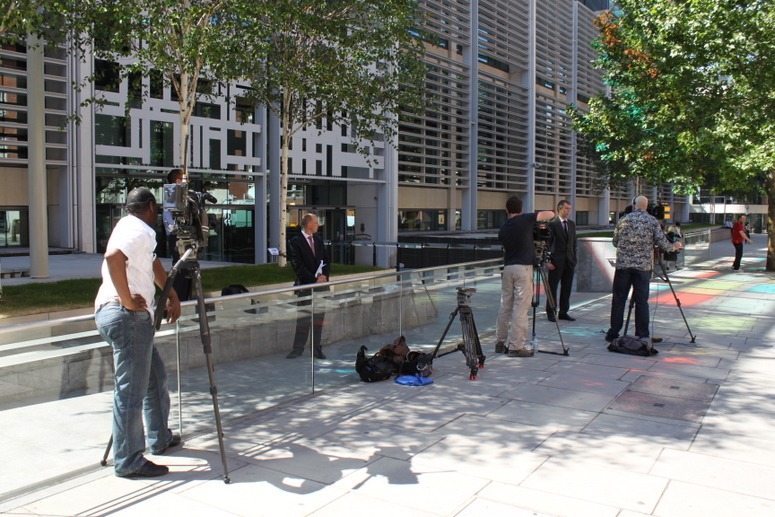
<box><xmin>60</xmin><ymin>0</ymin><xmax>244</xmax><ymax>170</ymax></box>
<box><xmin>220</xmin><ymin>0</ymin><xmax>427</xmax><ymax>266</ymax></box>
<box><xmin>569</xmin><ymin>0</ymin><xmax>775</xmax><ymax>267</ymax></box>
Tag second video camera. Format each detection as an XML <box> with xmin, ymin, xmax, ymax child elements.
<box><xmin>163</xmin><ymin>183</ymin><xmax>217</xmax><ymax>254</ymax></box>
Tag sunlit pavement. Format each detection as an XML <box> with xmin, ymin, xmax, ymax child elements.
<box><xmin>2</xmin><ymin>234</ymin><xmax>775</xmax><ymax>516</ymax></box>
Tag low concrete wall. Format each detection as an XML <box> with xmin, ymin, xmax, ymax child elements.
<box><xmin>0</xmin><ymin>285</ymin><xmax>438</xmax><ymax>409</ymax></box>
<box><xmin>576</xmin><ymin>237</ymin><xmax>617</xmax><ymax>293</ymax></box>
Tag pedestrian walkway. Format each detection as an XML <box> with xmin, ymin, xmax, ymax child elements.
<box><xmin>1</xmin><ymin>234</ymin><xmax>774</xmax><ymax>516</ymax></box>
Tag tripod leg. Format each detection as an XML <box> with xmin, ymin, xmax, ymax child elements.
<box><xmin>656</xmin><ymin>258</ymin><xmax>697</xmax><ymax>343</ymax></box>
<box><xmin>538</xmin><ymin>266</ymin><xmax>569</xmax><ymax>356</ymax></box>
<box><xmin>100</xmin><ymin>434</ymin><xmax>113</xmax><ymax>466</ymax></box>
<box><xmin>459</xmin><ymin>306</ymin><xmax>485</xmax><ymax>380</ymax></box>
<box><xmin>623</xmin><ymin>287</ymin><xmax>635</xmax><ymax>336</ymax></box>
<box><xmin>530</xmin><ymin>267</ymin><xmax>540</xmax><ymax>348</ymax></box>
<box><xmin>191</xmin><ymin>265</ymin><xmax>231</xmax><ymax>484</ymax></box>
<box><xmin>431</xmin><ymin>307</ymin><xmax>460</xmax><ymax>359</ymax></box>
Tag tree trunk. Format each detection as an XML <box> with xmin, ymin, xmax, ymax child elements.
<box><xmin>767</xmin><ymin>169</ymin><xmax>775</xmax><ymax>271</ymax></box>
<box><xmin>178</xmin><ymin>71</ymin><xmax>191</xmax><ymax>171</ymax></box>
<box><xmin>277</xmin><ymin>91</ymin><xmax>292</xmax><ymax>268</ymax></box>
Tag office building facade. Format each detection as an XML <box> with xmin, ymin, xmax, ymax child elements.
<box><xmin>1</xmin><ymin>0</ymin><xmax>682</xmax><ymax>266</ymax></box>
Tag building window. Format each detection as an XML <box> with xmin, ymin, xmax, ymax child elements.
<box><xmin>94</xmin><ymin>60</ymin><xmax>121</xmax><ymax>92</ymax></box>
<box><xmin>227</xmin><ymin>129</ymin><xmax>246</xmax><ymax>156</ymax></box>
<box><xmin>235</xmin><ymin>96</ymin><xmax>253</xmax><ymax>123</ymax></box>
<box><xmin>150</xmin><ymin>120</ymin><xmax>174</xmax><ymax>167</ymax></box>
<box><xmin>149</xmin><ymin>70</ymin><xmax>164</xmax><ymax>99</ymax></box>
<box><xmin>0</xmin><ymin>91</ymin><xmax>26</xmax><ymax>106</ymax></box>
<box><xmin>194</xmin><ymin>102</ymin><xmax>221</xmax><ymax>119</ymax></box>
<box><xmin>209</xmin><ymin>138</ymin><xmax>221</xmax><ymax>169</ymax></box>
<box><xmin>95</xmin><ymin>114</ymin><xmax>131</xmax><ymax>147</ymax></box>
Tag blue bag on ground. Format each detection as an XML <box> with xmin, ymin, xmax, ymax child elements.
<box><xmin>395</xmin><ymin>374</ymin><xmax>433</xmax><ymax>386</ymax></box>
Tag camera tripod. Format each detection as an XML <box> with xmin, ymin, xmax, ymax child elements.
<box><xmin>622</xmin><ymin>252</ymin><xmax>696</xmax><ymax>343</ymax></box>
<box><xmin>531</xmin><ymin>253</ymin><xmax>569</xmax><ymax>356</ymax></box>
<box><xmin>100</xmin><ymin>244</ymin><xmax>231</xmax><ymax>484</ymax></box>
<box><xmin>430</xmin><ymin>288</ymin><xmax>486</xmax><ymax>380</ymax></box>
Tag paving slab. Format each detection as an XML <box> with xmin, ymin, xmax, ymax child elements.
<box><xmin>2</xmin><ymin>235</ymin><xmax>775</xmax><ymax>516</ymax></box>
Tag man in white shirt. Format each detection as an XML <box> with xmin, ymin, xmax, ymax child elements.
<box><xmin>94</xmin><ymin>187</ymin><xmax>181</xmax><ymax>478</ymax></box>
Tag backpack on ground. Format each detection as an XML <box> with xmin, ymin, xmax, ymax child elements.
<box><xmin>221</xmin><ymin>284</ymin><xmax>249</xmax><ymax>296</ymax></box>
<box><xmin>397</xmin><ymin>350</ymin><xmax>434</xmax><ymax>377</ymax></box>
<box><xmin>378</xmin><ymin>335</ymin><xmax>411</xmax><ymax>368</ymax></box>
<box><xmin>607</xmin><ymin>335</ymin><xmax>658</xmax><ymax>356</ymax></box>
<box><xmin>221</xmin><ymin>284</ymin><xmax>259</xmax><ymax>314</ymax></box>
<box><xmin>355</xmin><ymin>346</ymin><xmax>394</xmax><ymax>382</ymax></box>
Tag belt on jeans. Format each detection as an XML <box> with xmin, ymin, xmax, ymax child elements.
<box><xmin>96</xmin><ymin>300</ymin><xmax>121</xmax><ymax>313</ymax></box>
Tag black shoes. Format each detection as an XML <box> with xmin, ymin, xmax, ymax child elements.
<box><xmin>120</xmin><ymin>460</ymin><xmax>169</xmax><ymax>478</ymax></box>
<box><xmin>495</xmin><ymin>341</ymin><xmax>506</xmax><ymax>354</ymax></box>
<box><xmin>558</xmin><ymin>313</ymin><xmax>576</xmax><ymax>321</ymax></box>
<box><xmin>151</xmin><ymin>432</ymin><xmax>182</xmax><ymax>456</ymax></box>
<box><xmin>287</xmin><ymin>351</ymin><xmax>326</xmax><ymax>359</ymax></box>
<box><xmin>547</xmin><ymin>314</ymin><xmax>556</xmax><ymax>322</ymax></box>
<box><xmin>507</xmin><ymin>348</ymin><xmax>534</xmax><ymax>357</ymax></box>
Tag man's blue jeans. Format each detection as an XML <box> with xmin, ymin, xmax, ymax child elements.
<box><xmin>606</xmin><ymin>268</ymin><xmax>651</xmax><ymax>340</ymax></box>
<box><xmin>96</xmin><ymin>302</ymin><xmax>172</xmax><ymax>476</ymax></box>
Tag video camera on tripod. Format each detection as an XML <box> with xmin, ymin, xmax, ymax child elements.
<box><xmin>533</xmin><ymin>220</ymin><xmax>553</xmax><ymax>265</ymax></box>
<box><xmin>163</xmin><ymin>182</ymin><xmax>217</xmax><ymax>259</ymax></box>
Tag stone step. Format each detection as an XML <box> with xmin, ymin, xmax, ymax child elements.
<box><xmin>0</xmin><ymin>269</ymin><xmax>30</xmax><ymax>279</ymax></box>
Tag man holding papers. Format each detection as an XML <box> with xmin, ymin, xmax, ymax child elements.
<box><xmin>287</xmin><ymin>213</ymin><xmax>331</xmax><ymax>359</ymax></box>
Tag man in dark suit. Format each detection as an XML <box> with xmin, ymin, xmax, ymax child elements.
<box><xmin>546</xmin><ymin>200</ymin><xmax>577</xmax><ymax>322</ymax></box>
<box><xmin>287</xmin><ymin>213</ymin><xmax>330</xmax><ymax>359</ymax></box>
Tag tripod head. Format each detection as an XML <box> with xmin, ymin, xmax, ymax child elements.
<box><xmin>456</xmin><ymin>287</ymin><xmax>476</xmax><ymax>307</ymax></box>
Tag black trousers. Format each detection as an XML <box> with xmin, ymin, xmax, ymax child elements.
<box><xmin>546</xmin><ymin>261</ymin><xmax>575</xmax><ymax>316</ymax></box>
<box><xmin>732</xmin><ymin>242</ymin><xmax>744</xmax><ymax>270</ymax></box>
<box><xmin>291</xmin><ymin>297</ymin><xmax>325</xmax><ymax>355</ymax></box>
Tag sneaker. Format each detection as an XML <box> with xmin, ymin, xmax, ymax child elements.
<box><xmin>495</xmin><ymin>341</ymin><xmax>506</xmax><ymax>353</ymax></box>
<box><xmin>151</xmin><ymin>432</ymin><xmax>182</xmax><ymax>455</ymax></box>
<box><xmin>507</xmin><ymin>348</ymin><xmax>534</xmax><ymax>357</ymax></box>
<box><xmin>604</xmin><ymin>334</ymin><xmax>616</xmax><ymax>343</ymax></box>
<box><xmin>118</xmin><ymin>460</ymin><xmax>169</xmax><ymax>478</ymax></box>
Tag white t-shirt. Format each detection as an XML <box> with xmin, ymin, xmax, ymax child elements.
<box><xmin>94</xmin><ymin>214</ymin><xmax>158</xmax><ymax>318</ymax></box>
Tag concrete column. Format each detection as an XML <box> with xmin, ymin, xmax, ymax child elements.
<box><xmin>73</xmin><ymin>48</ymin><xmax>96</xmax><ymax>252</ymax></box>
<box><xmin>461</xmin><ymin>0</ymin><xmax>479</xmax><ymax>231</ymax></box>
<box><xmin>253</xmin><ymin>106</ymin><xmax>268</xmax><ymax>264</ymax></box>
<box><xmin>267</xmin><ymin>109</ymin><xmax>281</xmax><ymax>254</ymax></box>
<box><xmin>376</xmin><ymin>123</ymin><xmax>398</xmax><ymax>268</ymax></box>
<box><xmin>27</xmin><ymin>36</ymin><xmax>49</xmax><ymax>278</ymax></box>
<box><xmin>570</xmin><ymin>2</ymin><xmax>580</xmax><ymax>218</ymax></box>
<box><xmin>525</xmin><ymin>0</ymin><xmax>537</xmax><ymax>214</ymax></box>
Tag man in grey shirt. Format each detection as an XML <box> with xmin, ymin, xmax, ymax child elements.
<box><xmin>605</xmin><ymin>196</ymin><xmax>682</xmax><ymax>344</ymax></box>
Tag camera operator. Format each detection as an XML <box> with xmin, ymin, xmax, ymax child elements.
<box><xmin>495</xmin><ymin>196</ymin><xmax>555</xmax><ymax>357</ymax></box>
<box><xmin>604</xmin><ymin>196</ymin><xmax>682</xmax><ymax>346</ymax></box>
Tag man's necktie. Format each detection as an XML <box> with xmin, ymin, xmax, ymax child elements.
<box><xmin>307</xmin><ymin>235</ymin><xmax>315</xmax><ymax>253</ymax></box>
<box><xmin>563</xmin><ymin>220</ymin><xmax>568</xmax><ymax>234</ymax></box>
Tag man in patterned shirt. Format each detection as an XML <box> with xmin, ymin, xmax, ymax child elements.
<box><xmin>604</xmin><ymin>196</ymin><xmax>683</xmax><ymax>344</ymax></box>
